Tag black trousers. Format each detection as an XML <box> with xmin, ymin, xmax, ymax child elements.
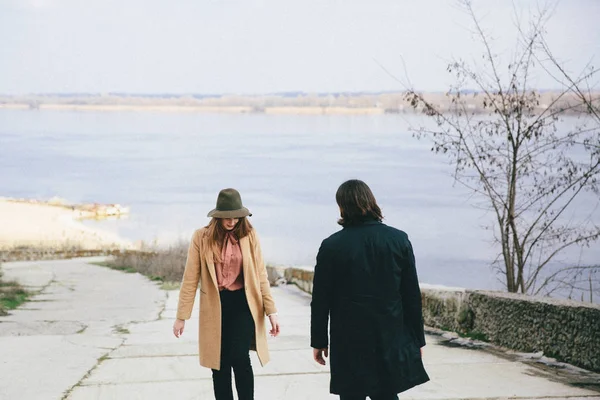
<box><xmin>340</xmin><ymin>394</ymin><xmax>399</xmax><ymax>400</ymax></box>
<box><xmin>211</xmin><ymin>289</ymin><xmax>255</xmax><ymax>400</ymax></box>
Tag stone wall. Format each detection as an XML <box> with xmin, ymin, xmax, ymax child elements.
<box><xmin>467</xmin><ymin>291</ymin><xmax>599</xmax><ymax>371</ymax></box>
<box><xmin>283</xmin><ymin>267</ymin><xmax>315</xmax><ymax>293</ymax></box>
<box><xmin>277</xmin><ymin>267</ymin><xmax>600</xmax><ymax>372</ymax></box>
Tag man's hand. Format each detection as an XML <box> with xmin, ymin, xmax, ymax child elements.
<box><xmin>268</xmin><ymin>314</ymin><xmax>280</xmax><ymax>337</ymax></box>
<box><xmin>173</xmin><ymin>319</ymin><xmax>185</xmax><ymax>338</ymax></box>
<box><xmin>313</xmin><ymin>347</ymin><xmax>329</xmax><ymax>365</ymax></box>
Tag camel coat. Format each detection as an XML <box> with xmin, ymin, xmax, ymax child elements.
<box><xmin>176</xmin><ymin>228</ymin><xmax>277</xmax><ymax>370</ymax></box>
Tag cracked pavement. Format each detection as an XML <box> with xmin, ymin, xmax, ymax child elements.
<box><xmin>1</xmin><ymin>258</ymin><xmax>599</xmax><ymax>400</ymax></box>
<box><xmin>0</xmin><ymin>257</ymin><xmax>165</xmax><ymax>399</ymax></box>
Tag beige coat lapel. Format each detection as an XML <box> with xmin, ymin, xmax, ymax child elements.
<box><xmin>240</xmin><ymin>236</ymin><xmax>251</xmax><ymax>285</ymax></box>
<box><xmin>203</xmin><ymin>237</ymin><xmax>219</xmax><ymax>290</ymax></box>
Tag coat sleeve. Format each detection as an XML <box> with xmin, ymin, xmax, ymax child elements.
<box><xmin>252</xmin><ymin>231</ymin><xmax>278</xmax><ymax>316</ymax></box>
<box><xmin>176</xmin><ymin>230</ymin><xmax>201</xmax><ymax>320</ymax></box>
<box><xmin>401</xmin><ymin>237</ymin><xmax>426</xmax><ymax>348</ymax></box>
<box><xmin>310</xmin><ymin>240</ymin><xmax>333</xmax><ymax>349</ymax></box>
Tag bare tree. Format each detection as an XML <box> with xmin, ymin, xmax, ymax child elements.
<box><xmin>404</xmin><ymin>0</ymin><xmax>600</xmax><ymax>298</ymax></box>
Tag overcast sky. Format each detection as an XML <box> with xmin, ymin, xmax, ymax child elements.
<box><xmin>0</xmin><ymin>0</ymin><xmax>598</xmax><ymax>94</ymax></box>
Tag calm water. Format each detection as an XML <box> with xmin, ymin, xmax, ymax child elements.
<box><xmin>1</xmin><ymin>109</ymin><xmax>598</xmax><ymax>291</ymax></box>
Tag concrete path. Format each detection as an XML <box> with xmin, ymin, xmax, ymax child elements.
<box><xmin>0</xmin><ymin>257</ymin><xmax>165</xmax><ymax>400</ymax></box>
<box><xmin>1</xmin><ymin>258</ymin><xmax>599</xmax><ymax>400</ymax></box>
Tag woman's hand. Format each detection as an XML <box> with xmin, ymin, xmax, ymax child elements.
<box><xmin>173</xmin><ymin>319</ymin><xmax>185</xmax><ymax>338</ymax></box>
<box><xmin>268</xmin><ymin>314</ymin><xmax>280</xmax><ymax>337</ymax></box>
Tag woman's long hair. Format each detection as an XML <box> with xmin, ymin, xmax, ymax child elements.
<box><xmin>204</xmin><ymin>217</ymin><xmax>253</xmax><ymax>262</ymax></box>
<box><xmin>336</xmin><ymin>179</ymin><xmax>383</xmax><ymax>227</ymax></box>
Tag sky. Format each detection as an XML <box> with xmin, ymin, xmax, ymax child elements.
<box><xmin>0</xmin><ymin>0</ymin><xmax>599</xmax><ymax>94</ymax></box>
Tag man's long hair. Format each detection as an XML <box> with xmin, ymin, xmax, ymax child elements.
<box><xmin>336</xmin><ymin>179</ymin><xmax>383</xmax><ymax>227</ymax></box>
<box><xmin>204</xmin><ymin>217</ymin><xmax>253</xmax><ymax>262</ymax></box>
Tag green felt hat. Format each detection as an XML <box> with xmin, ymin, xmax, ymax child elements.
<box><xmin>207</xmin><ymin>188</ymin><xmax>252</xmax><ymax>218</ymax></box>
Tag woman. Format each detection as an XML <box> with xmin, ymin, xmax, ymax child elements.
<box><xmin>173</xmin><ymin>188</ymin><xmax>280</xmax><ymax>400</ymax></box>
<box><xmin>311</xmin><ymin>179</ymin><xmax>429</xmax><ymax>400</ymax></box>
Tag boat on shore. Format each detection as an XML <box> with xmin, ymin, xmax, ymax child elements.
<box><xmin>74</xmin><ymin>203</ymin><xmax>130</xmax><ymax>219</ymax></box>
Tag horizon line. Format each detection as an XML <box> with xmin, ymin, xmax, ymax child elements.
<box><xmin>0</xmin><ymin>88</ymin><xmax>575</xmax><ymax>98</ymax></box>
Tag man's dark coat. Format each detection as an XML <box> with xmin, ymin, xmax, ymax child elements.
<box><xmin>311</xmin><ymin>220</ymin><xmax>430</xmax><ymax>396</ymax></box>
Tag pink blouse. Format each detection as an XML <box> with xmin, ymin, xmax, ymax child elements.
<box><xmin>215</xmin><ymin>232</ymin><xmax>244</xmax><ymax>291</ymax></box>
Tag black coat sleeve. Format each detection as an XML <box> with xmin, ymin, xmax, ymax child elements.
<box><xmin>401</xmin><ymin>238</ymin><xmax>426</xmax><ymax>348</ymax></box>
<box><xmin>310</xmin><ymin>241</ymin><xmax>333</xmax><ymax>349</ymax></box>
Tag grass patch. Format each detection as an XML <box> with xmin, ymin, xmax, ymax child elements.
<box><xmin>89</xmin><ymin>261</ymin><xmax>111</xmax><ymax>268</ymax></box>
<box><xmin>431</xmin><ymin>323</ymin><xmax>489</xmax><ymax>343</ymax></box>
<box><xmin>459</xmin><ymin>330</ymin><xmax>489</xmax><ymax>342</ymax></box>
<box><xmin>160</xmin><ymin>281</ymin><xmax>181</xmax><ymax>291</ymax></box>
<box><xmin>0</xmin><ymin>273</ymin><xmax>30</xmax><ymax>315</ymax></box>
<box><xmin>76</xmin><ymin>325</ymin><xmax>88</xmax><ymax>334</ymax></box>
<box><xmin>98</xmin><ymin>354</ymin><xmax>110</xmax><ymax>363</ymax></box>
<box><xmin>114</xmin><ymin>326</ymin><xmax>130</xmax><ymax>335</ymax></box>
<box><xmin>90</xmin><ymin>261</ymin><xmax>136</xmax><ymax>274</ymax></box>
<box><xmin>108</xmin><ymin>265</ymin><xmax>137</xmax><ymax>274</ymax></box>
<box><xmin>89</xmin><ymin>241</ymin><xmax>188</xmax><ymax>285</ymax></box>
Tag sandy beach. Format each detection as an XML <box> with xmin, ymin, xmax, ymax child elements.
<box><xmin>0</xmin><ymin>199</ymin><xmax>130</xmax><ymax>250</ymax></box>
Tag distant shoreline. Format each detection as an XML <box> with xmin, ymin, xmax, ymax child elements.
<box><xmin>1</xmin><ymin>90</ymin><xmax>596</xmax><ymax>115</ymax></box>
<box><xmin>0</xmin><ymin>103</ymin><xmax>385</xmax><ymax>115</ymax></box>
<box><xmin>0</xmin><ymin>198</ymin><xmax>131</xmax><ymax>251</ymax></box>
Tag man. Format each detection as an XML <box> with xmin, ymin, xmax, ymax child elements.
<box><xmin>311</xmin><ymin>179</ymin><xmax>429</xmax><ymax>400</ymax></box>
